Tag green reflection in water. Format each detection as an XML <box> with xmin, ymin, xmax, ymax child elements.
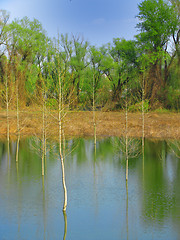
<box><xmin>0</xmin><ymin>137</ymin><xmax>179</xmax><ymax>240</ymax></box>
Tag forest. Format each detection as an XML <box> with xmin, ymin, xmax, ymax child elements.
<box><xmin>0</xmin><ymin>0</ymin><xmax>179</xmax><ymax>112</ymax></box>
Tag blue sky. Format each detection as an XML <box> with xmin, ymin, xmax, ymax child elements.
<box><xmin>1</xmin><ymin>0</ymin><xmax>142</xmax><ymax>46</ymax></box>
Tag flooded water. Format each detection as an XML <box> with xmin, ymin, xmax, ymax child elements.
<box><xmin>0</xmin><ymin>137</ymin><xmax>180</xmax><ymax>240</ymax></box>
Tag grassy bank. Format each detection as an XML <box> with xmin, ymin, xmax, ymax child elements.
<box><xmin>0</xmin><ymin>109</ymin><xmax>180</xmax><ymax>140</ymax></box>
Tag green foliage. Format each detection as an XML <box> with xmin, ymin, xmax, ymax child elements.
<box><xmin>0</xmin><ymin>0</ymin><xmax>179</xmax><ymax>111</ymax></box>
<box><xmin>153</xmin><ymin>107</ymin><xmax>171</xmax><ymax>113</ymax></box>
<box><xmin>25</xmin><ymin>64</ymin><xmax>38</xmax><ymax>94</ymax></box>
<box><xmin>167</xmin><ymin>87</ymin><xmax>180</xmax><ymax>111</ymax></box>
<box><xmin>128</xmin><ymin>100</ymin><xmax>149</xmax><ymax>112</ymax></box>
<box><xmin>136</xmin><ymin>0</ymin><xmax>178</xmax><ymax>50</ymax></box>
<box><xmin>46</xmin><ymin>98</ymin><xmax>58</xmax><ymax>110</ymax></box>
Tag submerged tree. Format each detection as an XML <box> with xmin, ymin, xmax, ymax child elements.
<box><xmin>57</xmin><ymin>34</ymin><xmax>67</xmax><ymax>212</ymax></box>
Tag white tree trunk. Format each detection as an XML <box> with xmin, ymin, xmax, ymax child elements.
<box><xmin>58</xmin><ymin>54</ymin><xmax>67</xmax><ymax>212</ymax></box>
<box><xmin>16</xmin><ymin>76</ymin><xmax>20</xmax><ymax>163</ymax></box>
<box><xmin>93</xmin><ymin>73</ymin><xmax>96</xmax><ymax>146</ymax></box>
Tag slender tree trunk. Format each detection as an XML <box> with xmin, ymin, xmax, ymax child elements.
<box><xmin>16</xmin><ymin>75</ymin><xmax>20</xmax><ymax>163</ymax></box>
<box><xmin>93</xmin><ymin>73</ymin><xmax>96</xmax><ymax>146</ymax></box>
<box><xmin>42</xmin><ymin>94</ymin><xmax>45</xmax><ymax>176</ymax></box>
<box><xmin>142</xmin><ymin>71</ymin><xmax>145</xmax><ymax>178</ymax></box>
<box><xmin>125</xmin><ymin>87</ymin><xmax>128</xmax><ymax>182</ymax></box>
<box><xmin>41</xmin><ymin>75</ymin><xmax>47</xmax><ymax>176</ymax></box>
<box><xmin>58</xmin><ymin>58</ymin><xmax>67</xmax><ymax>212</ymax></box>
<box><xmin>44</xmin><ymin>93</ymin><xmax>47</xmax><ymax>171</ymax></box>
<box><xmin>5</xmin><ymin>62</ymin><xmax>10</xmax><ymax>164</ymax></box>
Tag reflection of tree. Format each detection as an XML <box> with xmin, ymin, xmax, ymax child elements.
<box><xmin>29</xmin><ymin>136</ymin><xmax>46</xmax><ymax>175</ymax></box>
<box><xmin>113</xmin><ymin>136</ymin><xmax>141</xmax><ymax>180</ymax></box>
<box><xmin>126</xmin><ymin>181</ymin><xmax>129</xmax><ymax>240</ymax></box>
<box><xmin>68</xmin><ymin>138</ymin><xmax>87</xmax><ymax>165</ymax></box>
<box><xmin>171</xmin><ymin>153</ymin><xmax>180</xmax><ymax>236</ymax></box>
<box><xmin>141</xmin><ymin>140</ymin><xmax>176</xmax><ymax>225</ymax></box>
<box><xmin>0</xmin><ymin>142</ymin><xmax>6</xmax><ymax>164</ymax></box>
<box><xmin>167</xmin><ymin>140</ymin><xmax>180</xmax><ymax>158</ymax></box>
<box><xmin>63</xmin><ymin>211</ymin><xmax>67</xmax><ymax>240</ymax></box>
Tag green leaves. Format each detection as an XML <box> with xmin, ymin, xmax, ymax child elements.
<box><xmin>0</xmin><ymin>1</ymin><xmax>179</xmax><ymax>110</ymax></box>
<box><xmin>136</xmin><ymin>0</ymin><xmax>179</xmax><ymax>50</ymax></box>
<box><xmin>9</xmin><ymin>17</ymin><xmax>48</xmax><ymax>63</ymax></box>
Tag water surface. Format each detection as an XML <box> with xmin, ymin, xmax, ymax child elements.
<box><xmin>0</xmin><ymin>137</ymin><xmax>179</xmax><ymax>240</ymax></box>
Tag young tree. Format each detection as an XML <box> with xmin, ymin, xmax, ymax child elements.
<box><xmin>57</xmin><ymin>34</ymin><xmax>67</xmax><ymax>212</ymax></box>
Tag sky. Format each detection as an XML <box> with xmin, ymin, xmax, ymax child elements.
<box><xmin>1</xmin><ymin>0</ymin><xmax>142</xmax><ymax>46</ymax></box>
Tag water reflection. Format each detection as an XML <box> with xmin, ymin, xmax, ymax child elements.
<box><xmin>0</xmin><ymin>137</ymin><xmax>179</xmax><ymax>239</ymax></box>
<box><xmin>63</xmin><ymin>211</ymin><xmax>67</xmax><ymax>240</ymax></box>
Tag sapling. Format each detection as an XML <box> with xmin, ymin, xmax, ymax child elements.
<box><xmin>92</xmin><ymin>72</ymin><xmax>96</xmax><ymax>146</ymax></box>
<box><xmin>57</xmin><ymin>33</ymin><xmax>67</xmax><ymax>212</ymax></box>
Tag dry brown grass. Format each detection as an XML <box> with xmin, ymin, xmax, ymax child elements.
<box><xmin>0</xmin><ymin>109</ymin><xmax>179</xmax><ymax>140</ymax></box>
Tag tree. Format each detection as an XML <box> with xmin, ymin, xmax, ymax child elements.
<box><xmin>169</xmin><ymin>0</ymin><xmax>180</xmax><ymax>63</ymax></box>
<box><xmin>136</xmin><ymin>0</ymin><xmax>179</xmax><ymax>105</ymax></box>
<box><xmin>110</xmin><ymin>38</ymin><xmax>138</xmax><ymax>101</ymax></box>
<box><xmin>89</xmin><ymin>46</ymin><xmax>104</xmax><ymax>97</ymax></box>
<box><xmin>98</xmin><ymin>39</ymin><xmax>138</xmax><ymax>105</ymax></box>
<box><xmin>0</xmin><ymin>10</ymin><xmax>10</xmax><ymax>57</ymax></box>
<box><xmin>69</xmin><ymin>34</ymin><xmax>89</xmax><ymax>103</ymax></box>
<box><xmin>7</xmin><ymin>17</ymin><xmax>48</xmax><ymax>104</ymax></box>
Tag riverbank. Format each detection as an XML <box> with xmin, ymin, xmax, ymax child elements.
<box><xmin>0</xmin><ymin>110</ymin><xmax>179</xmax><ymax>140</ymax></box>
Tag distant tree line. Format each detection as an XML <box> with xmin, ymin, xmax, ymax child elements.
<box><xmin>0</xmin><ymin>0</ymin><xmax>179</xmax><ymax>111</ymax></box>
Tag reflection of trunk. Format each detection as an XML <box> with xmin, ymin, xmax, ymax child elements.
<box><xmin>42</xmin><ymin>175</ymin><xmax>46</xmax><ymax>240</ymax></box>
<box><xmin>63</xmin><ymin>211</ymin><xmax>67</xmax><ymax>240</ymax></box>
<box><xmin>16</xmin><ymin>135</ymin><xmax>20</xmax><ymax>163</ymax></box>
<box><xmin>126</xmin><ymin>181</ymin><xmax>129</xmax><ymax>240</ymax></box>
<box><xmin>7</xmin><ymin>141</ymin><xmax>10</xmax><ymax>177</ymax></box>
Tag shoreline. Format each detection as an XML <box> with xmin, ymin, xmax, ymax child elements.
<box><xmin>0</xmin><ymin>110</ymin><xmax>180</xmax><ymax>140</ymax></box>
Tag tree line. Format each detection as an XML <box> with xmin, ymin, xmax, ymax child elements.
<box><xmin>0</xmin><ymin>0</ymin><xmax>179</xmax><ymax>111</ymax></box>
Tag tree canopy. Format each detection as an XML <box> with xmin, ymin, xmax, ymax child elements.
<box><xmin>0</xmin><ymin>0</ymin><xmax>179</xmax><ymax>111</ymax></box>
